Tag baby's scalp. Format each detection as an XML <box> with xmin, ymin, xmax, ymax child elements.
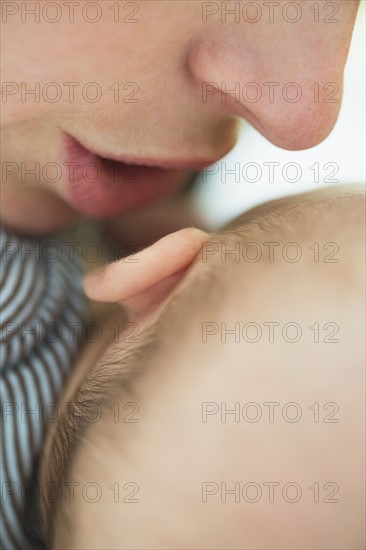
<box><xmin>41</xmin><ymin>187</ymin><xmax>365</xmax><ymax>549</ymax></box>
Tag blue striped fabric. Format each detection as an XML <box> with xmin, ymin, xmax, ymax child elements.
<box><xmin>0</xmin><ymin>227</ymin><xmax>88</xmax><ymax>549</ymax></box>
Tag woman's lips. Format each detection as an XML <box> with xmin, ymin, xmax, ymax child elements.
<box><xmin>63</xmin><ymin>135</ymin><xmax>195</xmax><ymax>217</ymax></box>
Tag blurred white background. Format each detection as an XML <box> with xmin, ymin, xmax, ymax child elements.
<box><xmin>194</xmin><ymin>2</ymin><xmax>365</xmax><ymax>229</ymax></box>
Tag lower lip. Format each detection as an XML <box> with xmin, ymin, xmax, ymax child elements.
<box><xmin>63</xmin><ymin>135</ymin><xmax>191</xmax><ymax>217</ymax></box>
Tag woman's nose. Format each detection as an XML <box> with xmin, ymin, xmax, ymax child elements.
<box><xmin>187</xmin><ymin>12</ymin><xmax>353</xmax><ymax>151</ymax></box>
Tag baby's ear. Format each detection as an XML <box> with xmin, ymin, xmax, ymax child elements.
<box><xmin>84</xmin><ymin>228</ymin><xmax>207</xmax><ymax>322</ymax></box>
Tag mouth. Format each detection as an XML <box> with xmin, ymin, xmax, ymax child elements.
<box><xmin>63</xmin><ymin>134</ymin><xmax>201</xmax><ymax>217</ymax></box>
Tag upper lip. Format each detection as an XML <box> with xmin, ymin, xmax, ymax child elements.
<box><xmin>68</xmin><ymin>134</ymin><xmax>214</xmax><ymax>171</ymax></box>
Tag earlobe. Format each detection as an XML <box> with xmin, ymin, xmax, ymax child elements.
<box><xmin>84</xmin><ymin>228</ymin><xmax>208</xmax><ymax>321</ymax></box>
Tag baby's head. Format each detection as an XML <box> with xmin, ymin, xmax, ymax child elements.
<box><xmin>41</xmin><ymin>186</ymin><xmax>365</xmax><ymax>549</ymax></box>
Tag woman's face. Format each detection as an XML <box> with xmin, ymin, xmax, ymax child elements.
<box><xmin>1</xmin><ymin>0</ymin><xmax>359</xmax><ymax>231</ymax></box>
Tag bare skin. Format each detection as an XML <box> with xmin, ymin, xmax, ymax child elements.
<box><xmin>41</xmin><ymin>185</ymin><xmax>365</xmax><ymax>549</ymax></box>
<box><xmin>1</xmin><ymin>1</ymin><xmax>360</xmax><ymax>232</ymax></box>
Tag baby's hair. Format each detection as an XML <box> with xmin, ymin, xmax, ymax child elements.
<box><xmin>40</xmin><ymin>314</ymin><xmax>157</xmax><ymax>539</ymax></box>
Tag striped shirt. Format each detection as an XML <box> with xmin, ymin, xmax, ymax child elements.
<box><xmin>0</xmin><ymin>227</ymin><xmax>88</xmax><ymax>549</ymax></box>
